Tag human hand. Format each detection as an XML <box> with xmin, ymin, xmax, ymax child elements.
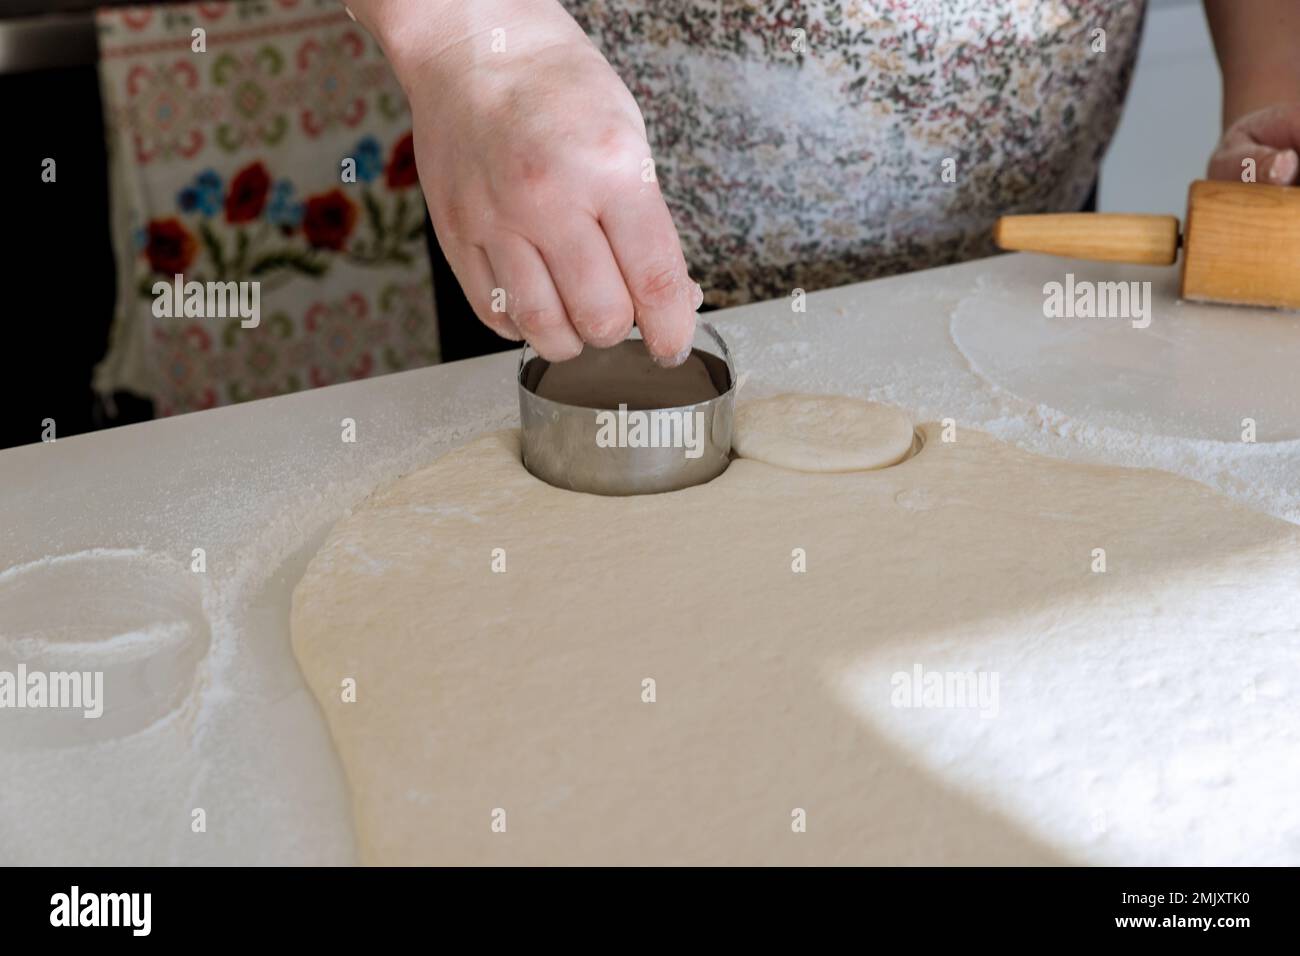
<box><xmin>1207</xmin><ymin>102</ymin><xmax>1300</xmax><ymax>186</ymax></box>
<box><xmin>377</xmin><ymin>1</ymin><xmax>701</xmax><ymax>364</ymax></box>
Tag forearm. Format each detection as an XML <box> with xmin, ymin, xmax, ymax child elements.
<box><xmin>1204</xmin><ymin>0</ymin><xmax>1300</xmax><ymax>127</ymax></box>
<box><xmin>344</xmin><ymin>0</ymin><xmax>586</xmax><ymax>92</ymax></box>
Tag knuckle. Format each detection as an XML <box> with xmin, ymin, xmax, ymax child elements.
<box><xmin>436</xmin><ymin>203</ymin><xmax>472</xmax><ymax>243</ymax></box>
<box><xmin>573</xmin><ymin>305</ymin><xmax>633</xmax><ymax>344</ymax></box>
<box><xmin>633</xmin><ymin>264</ymin><xmax>685</xmax><ymax>308</ymax></box>
<box><xmin>588</xmin><ymin>126</ymin><xmax>649</xmax><ymax>176</ymax></box>
<box><xmin>511</xmin><ymin>307</ymin><xmax>566</xmax><ymax>334</ymax></box>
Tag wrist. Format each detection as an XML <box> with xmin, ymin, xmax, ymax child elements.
<box><xmin>349</xmin><ymin>0</ymin><xmax>585</xmax><ymax>94</ymax></box>
<box><xmin>1221</xmin><ymin>65</ymin><xmax>1300</xmax><ymax>127</ymax></box>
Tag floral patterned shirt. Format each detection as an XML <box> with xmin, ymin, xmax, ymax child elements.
<box><xmin>565</xmin><ymin>0</ymin><xmax>1146</xmax><ymax>306</ymax></box>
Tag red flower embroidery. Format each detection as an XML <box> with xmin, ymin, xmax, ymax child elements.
<box><xmin>225</xmin><ymin>161</ymin><xmax>271</xmax><ymax>223</ymax></box>
<box><xmin>196</xmin><ymin>2</ymin><xmax>231</xmax><ymax>19</ymax></box>
<box><xmin>302</xmin><ymin>189</ymin><xmax>358</xmax><ymax>250</ymax></box>
<box><xmin>145</xmin><ymin>218</ymin><xmax>197</xmax><ymax>274</ymax></box>
<box><xmin>119</xmin><ymin>9</ymin><xmax>154</xmax><ymax>30</ymax></box>
<box><xmin>385</xmin><ymin>131</ymin><xmax>419</xmax><ymax>189</ymax></box>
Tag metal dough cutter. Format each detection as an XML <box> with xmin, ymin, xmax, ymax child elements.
<box><xmin>517</xmin><ymin>323</ymin><xmax>736</xmax><ymax>496</ymax></box>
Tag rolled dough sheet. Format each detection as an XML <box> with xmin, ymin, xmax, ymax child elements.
<box><xmin>290</xmin><ymin>396</ymin><xmax>1300</xmax><ymax>865</ymax></box>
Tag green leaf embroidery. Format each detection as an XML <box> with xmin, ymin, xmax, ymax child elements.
<box><xmin>234</xmin><ymin>229</ymin><xmax>250</xmax><ymax>276</ymax></box>
<box><xmin>362</xmin><ymin>190</ymin><xmax>385</xmax><ymax>242</ymax></box>
<box><xmin>199</xmin><ymin>220</ymin><xmax>228</xmax><ymax>275</ymax></box>
<box><xmin>393</xmin><ymin>194</ymin><xmax>408</xmax><ymax>236</ymax></box>
<box><xmin>249</xmin><ymin>250</ymin><xmax>328</xmax><ymax>277</ymax></box>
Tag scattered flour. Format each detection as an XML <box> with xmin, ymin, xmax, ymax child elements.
<box><xmin>5</xmin><ymin>252</ymin><xmax>1298</xmax><ymax>863</ymax></box>
<box><xmin>711</xmin><ymin>264</ymin><xmax>1300</xmax><ymax>525</ymax></box>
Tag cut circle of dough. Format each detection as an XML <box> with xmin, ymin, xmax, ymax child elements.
<box><xmin>732</xmin><ymin>393</ymin><xmax>914</xmax><ymax>472</ymax></box>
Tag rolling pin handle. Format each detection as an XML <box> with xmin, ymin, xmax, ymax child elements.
<box><xmin>993</xmin><ymin>213</ymin><xmax>1181</xmax><ymax>266</ymax></box>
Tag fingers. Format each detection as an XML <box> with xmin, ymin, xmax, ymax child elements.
<box><xmin>485</xmin><ymin>234</ymin><xmax>584</xmax><ymax>361</ymax></box>
<box><xmin>430</xmin><ymin>128</ymin><xmax>700</xmax><ymax>364</ymax></box>
<box><xmin>537</xmin><ymin>217</ymin><xmax>635</xmax><ymax>348</ymax></box>
<box><xmin>442</xmin><ymin>206</ymin><xmax>700</xmax><ymax>364</ymax></box>
<box><xmin>442</xmin><ymin>242</ymin><xmax>523</xmax><ymax>342</ymax></box>
<box><xmin>600</xmin><ymin>190</ymin><xmax>701</xmax><ymax>367</ymax></box>
<box><xmin>1233</xmin><ymin>104</ymin><xmax>1300</xmax><ymax>154</ymax></box>
<box><xmin>1209</xmin><ymin>141</ymin><xmax>1300</xmax><ymax>185</ymax></box>
<box><xmin>1209</xmin><ymin>106</ymin><xmax>1300</xmax><ymax>185</ymax></box>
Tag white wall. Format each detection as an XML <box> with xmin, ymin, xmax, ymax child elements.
<box><xmin>1098</xmin><ymin>0</ymin><xmax>1222</xmax><ymax>216</ymax></box>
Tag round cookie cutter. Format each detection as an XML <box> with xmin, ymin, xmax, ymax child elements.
<box><xmin>518</xmin><ymin>322</ymin><xmax>736</xmax><ymax>496</ymax></box>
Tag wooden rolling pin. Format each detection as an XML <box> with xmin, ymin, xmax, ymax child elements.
<box><xmin>994</xmin><ymin>180</ymin><xmax>1300</xmax><ymax>310</ymax></box>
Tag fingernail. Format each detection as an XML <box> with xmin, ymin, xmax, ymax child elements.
<box><xmin>691</xmin><ymin>282</ymin><xmax>705</xmax><ymax>311</ymax></box>
<box><xmin>1271</xmin><ymin>150</ymin><xmax>1300</xmax><ymax>183</ymax></box>
<box><xmin>653</xmin><ymin>344</ymin><xmax>693</xmax><ymax>368</ymax></box>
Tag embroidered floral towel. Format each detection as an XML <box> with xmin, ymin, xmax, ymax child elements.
<box><xmin>95</xmin><ymin>0</ymin><xmax>437</xmax><ymax>416</ymax></box>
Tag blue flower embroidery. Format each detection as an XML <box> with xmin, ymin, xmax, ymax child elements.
<box><xmin>266</xmin><ymin>178</ymin><xmax>304</xmax><ymax>228</ymax></box>
<box><xmin>353</xmin><ymin>136</ymin><xmax>382</xmax><ymax>183</ymax></box>
<box><xmin>177</xmin><ymin>168</ymin><xmax>223</xmax><ymax>216</ymax></box>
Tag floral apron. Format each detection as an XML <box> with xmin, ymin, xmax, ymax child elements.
<box><xmin>95</xmin><ymin>0</ymin><xmax>437</xmax><ymax>416</ymax></box>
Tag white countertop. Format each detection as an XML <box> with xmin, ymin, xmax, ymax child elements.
<box><xmin>2</xmin><ymin>252</ymin><xmax>1297</xmax><ymax>864</ymax></box>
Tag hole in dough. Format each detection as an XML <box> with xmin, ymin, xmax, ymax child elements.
<box><xmin>732</xmin><ymin>393</ymin><xmax>915</xmax><ymax>472</ymax></box>
<box><xmin>0</xmin><ymin>549</ymin><xmax>210</xmax><ymax>750</ymax></box>
<box><xmin>530</xmin><ymin>340</ymin><xmax>726</xmax><ymax>410</ymax></box>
